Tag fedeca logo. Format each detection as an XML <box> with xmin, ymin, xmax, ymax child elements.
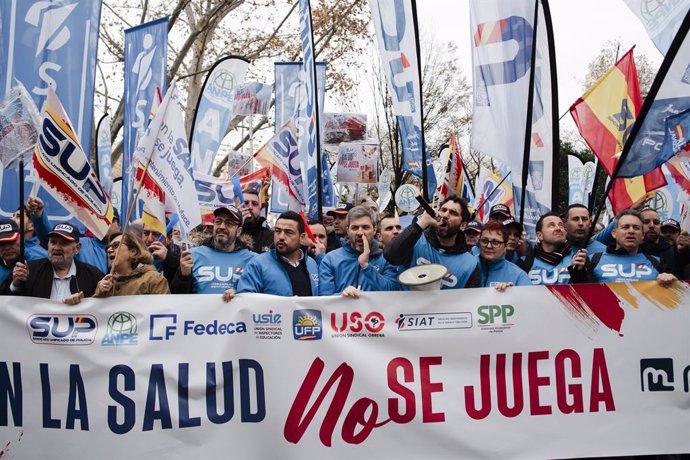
<box><xmin>293</xmin><ymin>309</ymin><xmax>322</xmax><ymax>341</ymax></box>
<box><xmin>149</xmin><ymin>314</ymin><xmax>247</xmax><ymax>341</ymax></box>
<box><xmin>27</xmin><ymin>314</ymin><xmax>97</xmax><ymax>345</ymax></box>
<box><xmin>101</xmin><ymin>311</ymin><xmax>138</xmax><ymax>346</ymax></box>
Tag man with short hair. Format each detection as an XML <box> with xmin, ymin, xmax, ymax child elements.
<box><xmin>320</xmin><ymin>206</ymin><xmax>400</xmax><ymax>296</ymax></box>
<box><xmin>302</xmin><ymin>220</ymin><xmax>327</xmax><ymax>260</ymax></box>
<box><xmin>640</xmin><ymin>208</ymin><xmax>677</xmax><ymax>274</ymax></box>
<box><xmin>385</xmin><ymin>196</ymin><xmax>479</xmax><ymax>289</ymax></box>
<box><xmin>570</xmin><ymin>209</ymin><xmax>676</xmax><ymax>286</ymax></box>
<box><xmin>171</xmin><ymin>205</ymin><xmax>256</xmax><ymax>301</ymax></box>
<box><xmin>488</xmin><ymin>204</ymin><xmax>512</xmax><ymax>222</ymax></box>
<box><xmin>142</xmin><ymin>223</ymin><xmax>180</xmax><ymax>282</ymax></box>
<box><xmin>5</xmin><ymin>223</ymin><xmax>104</xmax><ymax>304</ymax></box>
<box><xmin>0</xmin><ymin>218</ymin><xmax>48</xmax><ymax>285</ymax></box>
<box><xmin>378</xmin><ymin>213</ymin><xmax>402</xmax><ymax>248</ymax></box>
<box><xmin>237</xmin><ymin>211</ymin><xmax>320</xmax><ymax>296</ymax></box>
<box><xmin>521</xmin><ymin>213</ymin><xmax>573</xmax><ymax>285</ymax></box>
<box><xmin>325</xmin><ymin>202</ymin><xmax>353</xmax><ymax>252</ymax></box>
<box><xmin>564</xmin><ymin>204</ymin><xmax>606</xmax><ymax>252</ymax></box>
<box><xmin>239</xmin><ymin>186</ymin><xmax>273</xmax><ymax>253</ymax></box>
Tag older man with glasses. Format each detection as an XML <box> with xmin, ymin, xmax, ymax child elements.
<box><xmin>171</xmin><ymin>206</ymin><xmax>256</xmax><ymax>301</ymax></box>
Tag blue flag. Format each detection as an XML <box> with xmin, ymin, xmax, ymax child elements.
<box><xmin>123</xmin><ymin>17</ymin><xmax>168</xmax><ymax>222</ymax></box>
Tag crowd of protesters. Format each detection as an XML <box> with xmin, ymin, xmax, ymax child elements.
<box><xmin>1</xmin><ymin>182</ymin><xmax>688</xmax><ymax>305</ymax></box>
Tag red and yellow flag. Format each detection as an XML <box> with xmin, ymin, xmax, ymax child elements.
<box><xmin>569</xmin><ymin>47</ymin><xmax>666</xmax><ymax>213</ymax></box>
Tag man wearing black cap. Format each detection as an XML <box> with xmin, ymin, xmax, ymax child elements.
<box><xmin>660</xmin><ymin>219</ymin><xmax>681</xmax><ymax>245</ymax></box>
<box><xmin>464</xmin><ymin>221</ymin><xmax>482</xmax><ymax>249</ymax></box>
<box><xmin>488</xmin><ymin>204</ymin><xmax>512</xmax><ymax>221</ymax></box>
<box><xmin>239</xmin><ymin>185</ymin><xmax>274</xmax><ymax>253</ymax></box>
<box><xmin>326</xmin><ymin>202</ymin><xmax>353</xmax><ymax>252</ymax></box>
<box><xmin>4</xmin><ymin>223</ymin><xmax>104</xmax><ymax>304</ymax></box>
<box><xmin>171</xmin><ymin>205</ymin><xmax>256</xmax><ymax>300</ymax></box>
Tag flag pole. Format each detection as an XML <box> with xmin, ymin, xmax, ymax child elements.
<box><xmin>18</xmin><ymin>159</ymin><xmax>25</xmax><ymax>264</ymax></box>
<box><xmin>410</xmin><ymin>0</ymin><xmax>429</xmax><ymax>201</ymax></box>
<box><xmin>519</xmin><ymin>0</ymin><xmax>540</xmax><ymax>224</ymax></box>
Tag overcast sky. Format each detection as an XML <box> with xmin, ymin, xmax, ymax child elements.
<box><xmin>415</xmin><ymin>0</ymin><xmax>663</xmax><ymax>134</ymax></box>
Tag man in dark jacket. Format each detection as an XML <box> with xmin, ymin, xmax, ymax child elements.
<box><xmin>5</xmin><ymin>223</ymin><xmax>104</xmax><ymax>304</ymax></box>
<box><xmin>384</xmin><ymin>196</ymin><xmax>480</xmax><ymax>289</ymax></box>
<box><xmin>239</xmin><ymin>186</ymin><xmax>274</xmax><ymax>253</ymax></box>
<box><xmin>640</xmin><ymin>208</ymin><xmax>683</xmax><ymax>276</ymax></box>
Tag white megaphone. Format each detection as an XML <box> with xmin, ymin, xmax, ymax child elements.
<box><xmin>397</xmin><ymin>264</ymin><xmax>447</xmax><ymax>291</ymax></box>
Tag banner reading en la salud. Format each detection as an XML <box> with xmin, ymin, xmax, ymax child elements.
<box><xmin>0</xmin><ymin>282</ymin><xmax>688</xmax><ymax>459</ymax></box>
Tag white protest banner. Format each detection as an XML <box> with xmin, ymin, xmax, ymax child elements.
<box><xmin>134</xmin><ymin>82</ymin><xmax>201</xmax><ymax>234</ymax></box>
<box><xmin>232</xmin><ymin>82</ymin><xmax>271</xmax><ymax>116</ymax></box>
<box><xmin>336</xmin><ymin>142</ymin><xmax>378</xmax><ymax>184</ymax></box>
<box><xmin>1</xmin><ymin>282</ymin><xmax>689</xmax><ymax>458</ymax></box>
<box><xmin>194</xmin><ymin>171</ymin><xmax>243</xmax><ymax>214</ymax></box>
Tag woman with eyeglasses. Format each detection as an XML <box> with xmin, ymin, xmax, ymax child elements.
<box><xmin>476</xmin><ymin>221</ymin><xmax>531</xmax><ymax>291</ymax></box>
<box><xmin>94</xmin><ymin>232</ymin><xmax>170</xmax><ymax>297</ymax></box>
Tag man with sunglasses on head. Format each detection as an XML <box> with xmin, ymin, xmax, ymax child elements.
<box><xmin>171</xmin><ymin>205</ymin><xmax>256</xmax><ymax>301</ymax></box>
<box><xmin>3</xmin><ymin>223</ymin><xmax>104</xmax><ymax>304</ymax></box>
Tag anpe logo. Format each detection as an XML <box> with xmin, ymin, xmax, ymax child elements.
<box><xmin>101</xmin><ymin>311</ymin><xmax>138</xmax><ymax>346</ymax></box>
<box><xmin>477</xmin><ymin>305</ymin><xmax>514</xmax><ymax>324</ymax></box>
<box><xmin>330</xmin><ymin>311</ymin><xmax>384</xmax><ymax>338</ymax></box>
<box><xmin>293</xmin><ymin>309</ymin><xmax>322</xmax><ymax>341</ymax></box>
<box><xmin>27</xmin><ymin>314</ymin><xmax>97</xmax><ymax>345</ymax></box>
<box><xmin>149</xmin><ymin>314</ymin><xmax>247</xmax><ymax>341</ymax></box>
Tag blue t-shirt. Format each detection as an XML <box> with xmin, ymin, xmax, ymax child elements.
<box><xmin>528</xmin><ymin>254</ymin><xmax>573</xmax><ymax>285</ymax></box>
<box><xmin>407</xmin><ymin>234</ymin><xmax>478</xmax><ymax>289</ymax></box>
<box><xmin>592</xmin><ymin>251</ymin><xmax>660</xmax><ymax>283</ymax></box>
<box><xmin>191</xmin><ymin>245</ymin><xmax>257</xmax><ymax>294</ymax></box>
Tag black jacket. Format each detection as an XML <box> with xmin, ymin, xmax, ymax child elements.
<box><xmin>242</xmin><ymin>217</ymin><xmax>274</xmax><ymax>254</ymax></box>
<box><xmin>3</xmin><ymin>258</ymin><xmax>104</xmax><ymax>299</ymax></box>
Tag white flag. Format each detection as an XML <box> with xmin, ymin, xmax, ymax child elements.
<box><xmin>134</xmin><ymin>83</ymin><xmax>201</xmax><ymax>234</ymax></box>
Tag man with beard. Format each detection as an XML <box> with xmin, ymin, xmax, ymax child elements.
<box><xmin>320</xmin><ymin>206</ymin><xmax>400</xmax><ymax>296</ymax></box>
<box><xmin>639</xmin><ymin>208</ymin><xmax>678</xmax><ymax>273</ymax></box>
<box><xmin>385</xmin><ymin>196</ymin><xmax>479</xmax><ymax>289</ymax></box>
<box><xmin>564</xmin><ymin>204</ymin><xmax>606</xmax><ymax>252</ymax></box>
<box><xmin>239</xmin><ymin>186</ymin><xmax>274</xmax><ymax>253</ymax></box>
<box><xmin>301</xmin><ymin>220</ymin><xmax>327</xmax><ymax>261</ymax></box>
<box><xmin>5</xmin><ymin>223</ymin><xmax>103</xmax><ymax>304</ymax></box>
<box><xmin>237</xmin><ymin>211</ymin><xmax>320</xmax><ymax>296</ymax></box>
<box><xmin>521</xmin><ymin>213</ymin><xmax>573</xmax><ymax>285</ymax></box>
<box><xmin>570</xmin><ymin>209</ymin><xmax>676</xmax><ymax>285</ymax></box>
<box><xmin>171</xmin><ymin>205</ymin><xmax>256</xmax><ymax>301</ymax></box>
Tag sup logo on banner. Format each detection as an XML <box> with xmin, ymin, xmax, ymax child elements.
<box><xmin>293</xmin><ymin>309</ymin><xmax>322</xmax><ymax>340</ymax></box>
<box><xmin>27</xmin><ymin>314</ymin><xmax>98</xmax><ymax>345</ymax></box>
<box><xmin>101</xmin><ymin>311</ymin><xmax>138</xmax><ymax>346</ymax></box>
<box><xmin>640</xmin><ymin>358</ymin><xmax>690</xmax><ymax>392</ymax></box>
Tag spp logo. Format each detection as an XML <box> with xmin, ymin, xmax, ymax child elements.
<box><xmin>149</xmin><ymin>314</ymin><xmax>247</xmax><ymax>341</ymax></box>
<box><xmin>477</xmin><ymin>305</ymin><xmax>514</xmax><ymax>325</ymax></box>
<box><xmin>293</xmin><ymin>309</ymin><xmax>322</xmax><ymax>341</ymax></box>
<box><xmin>330</xmin><ymin>311</ymin><xmax>384</xmax><ymax>336</ymax></box>
<box><xmin>101</xmin><ymin>311</ymin><xmax>138</xmax><ymax>346</ymax></box>
<box><xmin>640</xmin><ymin>358</ymin><xmax>690</xmax><ymax>392</ymax></box>
<box><xmin>27</xmin><ymin>314</ymin><xmax>97</xmax><ymax>345</ymax></box>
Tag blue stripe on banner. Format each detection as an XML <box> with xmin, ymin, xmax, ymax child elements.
<box><xmin>123</xmin><ymin>17</ymin><xmax>168</xmax><ymax>223</ymax></box>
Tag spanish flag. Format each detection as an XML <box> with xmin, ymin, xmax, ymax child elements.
<box><xmin>569</xmin><ymin>47</ymin><xmax>666</xmax><ymax>213</ymax></box>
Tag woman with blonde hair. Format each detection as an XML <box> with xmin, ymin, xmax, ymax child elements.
<box><xmin>95</xmin><ymin>232</ymin><xmax>170</xmax><ymax>297</ymax></box>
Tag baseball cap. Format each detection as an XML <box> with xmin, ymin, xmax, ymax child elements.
<box><xmin>48</xmin><ymin>223</ymin><xmax>80</xmax><ymax>243</ymax></box>
<box><xmin>0</xmin><ymin>218</ymin><xmax>20</xmax><ymax>243</ymax></box>
<box><xmin>213</xmin><ymin>205</ymin><xmax>243</xmax><ymax>226</ymax></box>
<box><xmin>661</xmin><ymin>219</ymin><xmax>681</xmax><ymax>232</ymax></box>
<box><xmin>326</xmin><ymin>202</ymin><xmax>354</xmax><ymax>217</ymax></box>
<box><xmin>464</xmin><ymin>221</ymin><xmax>482</xmax><ymax>233</ymax></box>
<box><xmin>489</xmin><ymin>204</ymin><xmax>511</xmax><ymax>219</ymax></box>
<box><xmin>502</xmin><ymin>217</ymin><xmax>524</xmax><ymax>232</ymax></box>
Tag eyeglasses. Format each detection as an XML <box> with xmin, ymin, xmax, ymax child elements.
<box><xmin>479</xmin><ymin>238</ymin><xmax>505</xmax><ymax>247</ymax></box>
<box><xmin>214</xmin><ymin>218</ymin><xmax>238</xmax><ymax>227</ymax></box>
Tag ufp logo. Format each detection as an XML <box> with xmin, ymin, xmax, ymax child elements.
<box><xmin>27</xmin><ymin>314</ymin><xmax>97</xmax><ymax>345</ymax></box>
<box><xmin>293</xmin><ymin>309</ymin><xmax>322</xmax><ymax>341</ymax></box>
<box><xmin>477</xmin><ymin>305</ymin><xmax>514</xmax><ymax>325</ymax></box>
<box><xmin>101</xmin><ymin>312</ymin><xmax>138</xmax><ymax>346</ymax></box>
<box><xmin>640</xmin><ymin>358</ymin><xmax>675</xmax><ymax>392</ymax></box>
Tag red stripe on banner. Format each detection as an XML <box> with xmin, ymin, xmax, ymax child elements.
<box><xmin>547</xmin><ymin>284</ymin><xmax>625</xmax><ymax>335</ymax></box>
<box><xmin>400</xmin><ymin>52</ymin><xmax>410</xmax><ymax>69</ymax></box>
